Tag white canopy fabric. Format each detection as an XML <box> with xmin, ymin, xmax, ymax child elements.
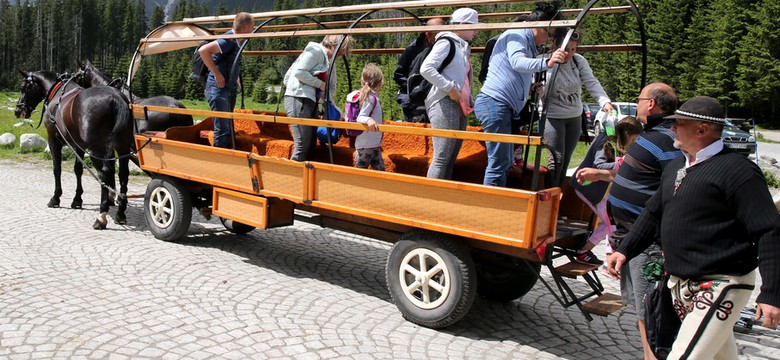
<box><xmin>128</xmin><ymin>24</ymin><xmax>213</xmax><ymax>82</ymax></box>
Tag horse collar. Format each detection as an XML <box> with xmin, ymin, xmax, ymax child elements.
<box><xmin>45</xmin><ymin>80</ymin><xmax>64</xmax><ymax>104</ymax></box>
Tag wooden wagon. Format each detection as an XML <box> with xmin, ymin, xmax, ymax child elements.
<box><xmin>128</xmin><ymin>0</ymin><xmax>647</xmax><ymax>328</ymax></box>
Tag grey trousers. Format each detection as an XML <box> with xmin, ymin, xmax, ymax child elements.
<box><xmin>426</xmin><ymin>98</ymin><xmax>467</xmax><ymax>180</ymax></box>
<box><xmin>285</xmin><ymin>96</ymin><xmax>318</xmax><ymax>161</ymax></box>
<box><xmin>544</xmin><ymin>116</ymin><xmax>582</xmax><ymax>186</ymax></box>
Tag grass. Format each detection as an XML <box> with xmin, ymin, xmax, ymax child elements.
<box><xmin>0</xmin><ymin>90</ymin><xmax>50</xmax><ymax>163</ymax></box>
<box><xmin>3</xmin><ymin>88</ymin><xmax>591</xmax><ymax>174</ymax></box>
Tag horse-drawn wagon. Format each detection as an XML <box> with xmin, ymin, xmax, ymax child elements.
<box><xmin>126</xmin><ymin>0</ymin><xmax>647</xmax><ymax>328</ymax></box>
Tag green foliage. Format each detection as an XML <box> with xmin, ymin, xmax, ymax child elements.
<box><xmin>764</xmin><ymin>170</ymin><xmax>780</xmax><ymax>189</ymax></box>
<box><xmin>0</xmin><ymin>0</ymin><xmax>779</xmax><ymax>124</ymax></box>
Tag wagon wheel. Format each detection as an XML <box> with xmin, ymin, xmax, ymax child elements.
<box><xmin>219</xmin><ymin>217</ymin><xmax>256</xmax><ymax>235</ymax></box>
<box><xmin>386</xmin><ymin>230</ymin><xmax>476</xmax><ymax>329</ymax></box>
<box><xmin>144</xmin><ymin>176</ymin><xmax>192</xmax><ymax>241</ymax></box>
<box><xmin>476</xmin><ymin>260</ymin><xmax>541</xmax><ymax>302</ymax></box>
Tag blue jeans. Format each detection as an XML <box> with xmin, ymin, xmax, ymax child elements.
<box><xmin>475</xmin><ymin>93</ymin><xmax>515</xmax><ymax>186</ymax></box>
<box><xmin>205</xmin><ymin>80</ymin><xmax>236</xmax><ymax>148</ymax></box>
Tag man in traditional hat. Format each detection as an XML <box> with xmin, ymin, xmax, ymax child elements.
<box><xmin>607</xmin><ymin>96</ymin><xmax>780</xmax><ymax>359</ymax></box>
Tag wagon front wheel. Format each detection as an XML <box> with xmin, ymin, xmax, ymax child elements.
<box><xmin>144</xmin><ymin>177</ymin><xmax>192</xmax><ymax>241</ymax></box>
<box><xmin>386</xmin><ymin>230</ymin><xmax>476</xmax><ymax>329</ymax></box>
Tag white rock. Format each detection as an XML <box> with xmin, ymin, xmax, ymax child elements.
<box><xmin>20</xmin><ymin>133</ymin><xmax>47</xmax><ymax>151</ymax></box>
<box><xmin>0</xmin><ymin>133</ymin><xmax>15</xmax><ymax>146</ymax></box>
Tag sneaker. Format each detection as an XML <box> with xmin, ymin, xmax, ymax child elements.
<box><xmin>575</xmin><ymin>250</ymin><xmax>604</xmax><ymax>266</ymax></box>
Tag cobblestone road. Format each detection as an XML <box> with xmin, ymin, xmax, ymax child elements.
<box><xmin>0</xmin><ymin>159</ymin><xmax>777</xmax><ymax>359</ymax></box>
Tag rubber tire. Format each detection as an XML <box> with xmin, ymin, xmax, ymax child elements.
<box><xmin>219</xmin><ymin>217</ymin><xmax>256</xmax><ymax>235</ymax></box>
<box><xmin>593</xmin><ymin>121</ymin><xmax>602</xmax><ymax>137</ymax></box>
<box><xmin>476</xmin><ymin>261</ymin><xmax>541</xmax><ymax>302</ymax></box>
<box><xmin>386</xmin><ymin>230</ymin><xmax>476</xmax><ymax>329</ymax></box>
<box><xmin>144</xmin><ymin>177</ymin><xmax>192</xmax><ymax>241</ymax></box>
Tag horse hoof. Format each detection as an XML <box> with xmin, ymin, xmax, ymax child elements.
<box><xmin>92</xmin><ymin>219</ymin><xmax>107</xmax><ymax>230</ymax></box>
<box><xmin>48</xmin><ymin>200</ymin><xmax>60</xmax><ymax>208</ymax></box>
<box><xmin>71</xmin><ymin>202</ymin><xmax>83</xmax><ymax>209</ymax></box>
<box><xmin>116</xmin><ymin>214</ymin><xmax>127</xmax><ymax>225</ymax></box>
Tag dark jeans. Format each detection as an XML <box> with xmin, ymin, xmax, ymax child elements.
<box><xmin>205</xmin><ymin>80</ymin><xmax>236</xmax><ymax>148</ymax></box>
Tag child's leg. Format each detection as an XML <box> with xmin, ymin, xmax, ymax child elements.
<box><xmin>355</xmin><ymin>149</ymin><xmax>371</xmax><ymax>169</ymax></box>
<box><xmin>370</xmin><ymin>148</ymin><xmax>386</xmax><ymax>171</ymax></box>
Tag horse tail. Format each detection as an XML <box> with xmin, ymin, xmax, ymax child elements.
<box><xmin>109</xmin><ymin>94</ymin><xmax>132</xmax><ymax>151</ymax></box>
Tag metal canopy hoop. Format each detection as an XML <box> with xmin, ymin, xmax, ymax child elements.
<box><xmin>126</xmin><ymin>0</ymin><xmax>648</xmax><ymax>180</ymax></box>
<box><xmin>534</xmin><ymin>0</ymin><xmax>647</xmax><ymax>190</ymax></box>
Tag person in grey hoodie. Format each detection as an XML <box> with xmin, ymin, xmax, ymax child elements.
<box><xmin>542</xmin><ymin>30</ymin><xmax>613</xmax><ymax>187</ymax></box>
<box><xmin>284</xmin><ymin>35</ymin><xmax>353</xmax><ymax>161</ymax></box>
<box><xmin>420</xmin><ymin>8</ymin><xmax>478</xmax><ymax>180</ymax></box>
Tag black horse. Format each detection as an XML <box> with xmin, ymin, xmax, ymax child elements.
<box><xmin>74</xmin><ymin>60</ymin><xmax>193</xmax><ymax>132</ymax></box>
<box><xmin>15</xmin><ymin>70</ymin><xmax>133</xmax><ymax>230</ymax></box>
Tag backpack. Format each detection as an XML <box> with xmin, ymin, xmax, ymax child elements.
<box><xmin>190</xmin><ymin>38</ymin><xmax>238</xmax><ymax>84</ymax></box>
<box><xmin>344</xmin><ymin>90</ymin><xmax>378</xmax><ymax>137</ymax></box>
<box><xmin>406</xmin><ymin>36</ymin><xmax>456</xmax><ymax>106</ymax></box>
<box><xmin>478</xmin><ymin>35</ymin><xmax>498</xmax><ymax>84</ymax></box>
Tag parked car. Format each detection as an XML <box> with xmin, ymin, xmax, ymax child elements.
<box><xmin>722</xmin><ymin>119</ymin><xmax>757</xmax><ymax>156</ymax></box>
<box><xmin>593</xmin><ymin>102</ymin><xmax>637</xmax><ymax>136</ymax></box>
<box><xmin>582</xmin><ymin>103</ymin><xmax>601</xmax><ymax>130</ymax></box>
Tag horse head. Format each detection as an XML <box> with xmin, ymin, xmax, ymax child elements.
<box><xmin>15</xmin><ymin>70</ymin><xmax>56</xmax><ymax>119</ymax></box>
<box><xmin>75</xmin><ymin>59</ymin><xmax>118</xmax><ymax>89</ymax></box>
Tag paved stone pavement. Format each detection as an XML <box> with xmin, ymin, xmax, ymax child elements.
<box><xmin>0</xmin><ymin>159</ymin><xmax>778</xmax><ymax>359</ymax></box>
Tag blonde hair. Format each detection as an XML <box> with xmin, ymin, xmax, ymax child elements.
<box><xmin>233</xmin><ymin>12</ymin><xmax>253</xmax><ymax>30</ymax></box>
<box><xmin>321</xmin><ymin>35</ymin><xmax>354</xmax><ymax>57</ymax></box>
<box><xmin>359</xmin><ymin>63</ymin><xmax>383</xmax><ymax>104</ymax></box>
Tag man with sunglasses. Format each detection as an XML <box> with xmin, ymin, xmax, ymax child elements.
<box><xmin>607</xmin><ymin>82</ymin><xmax>681</xmax><ymax>359</ymax></box>
<box><xmin>608</xmin><ymin>96</ymin><xmax>780</xmax><ymax>359</ymax></box>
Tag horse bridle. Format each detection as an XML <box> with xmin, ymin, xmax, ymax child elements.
<box><xmin>15</xmin><ymin>75</ymin><xmax>40</xmax><ymax>119</ymax></box>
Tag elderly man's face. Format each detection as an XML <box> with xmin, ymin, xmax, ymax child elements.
<box><xmin>672</xmin><ymin>118</ymin><xmax>701</xmax><ymax>152</ymax></box>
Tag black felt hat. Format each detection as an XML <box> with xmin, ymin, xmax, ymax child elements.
<box><xmin>665</xmin><ymin>96</ymin><xmax>726</xmax><ymax>124</ymax></box>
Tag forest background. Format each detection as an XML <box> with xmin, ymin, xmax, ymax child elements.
<box><xmin>0</xmin><ymin>0</ymin><xmax>778</xmax><ymax>124</ymax></box>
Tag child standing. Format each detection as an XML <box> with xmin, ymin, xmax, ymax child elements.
<box><xmin>570</xmin><ymin>116</ymin><xmax>643</xmax><ymax>265</ymax></box>
<box><xmin>353</xmin><ymin>63</ymin><xmax>385</xmax><ymax>170</ymax></box>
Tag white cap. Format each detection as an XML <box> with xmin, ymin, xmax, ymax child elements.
<box><xmin>451</xmin><ymin>8</ymin><xmax>478</xmax><ymax>24</ymax></box>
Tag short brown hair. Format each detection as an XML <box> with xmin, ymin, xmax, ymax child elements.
<box><xmin>233</xmin><ymin>12</ymin><xmax>253</xmax><ymax>30</ymax></box>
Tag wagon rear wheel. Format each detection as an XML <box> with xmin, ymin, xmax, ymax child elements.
<box><xmin>476</xmin><ymin>260</ymin><xmax>541</xmax><ymax>301</ymax></box>
<box><xmin>219</xmin><ymin>217</ymin><xmax>256</xmax><ymax>235</ymax></box>
<box><xmin>386</xmin><ymin>230</ymin><xmax>476</xmax><ymax>329</ymax></box>
<box><xmin>144</xmin><ymin>176</ymin><xmax>192</xmax><ymax>241</ymax></box>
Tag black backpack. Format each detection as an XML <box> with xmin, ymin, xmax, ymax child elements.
<box><xmin>478</xmin><ymin>35</ymin><xmax>498</xmax><ymax>84</ymax></box>
<box><xmin>190</xmin><ymin>39</ymin><xmax>237</xmax><ymax>84</ymax></box>
<box><xmin>406</xmin><ymin>36</ymin><xmax>456</xmax><ymax>106</ymax></box>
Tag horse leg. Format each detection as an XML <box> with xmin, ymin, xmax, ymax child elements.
<box><xmin>71</xmin><ymin>148</ymin><xmax>85</xmax><ymax>209</ymax></box>
<box><xmin>92</xmin><ymin>156</ymin><xmax>112</xmax><ymax>230</ymax></box>
<box><xmin>115</xmin><ymin>155</ymin><xmax>129</xmax><ymax>225</ymax></box>
<box><xmin>48</xmin><ymin>142</ymin><xmax>63</xmax><ymax>208</ymax></box>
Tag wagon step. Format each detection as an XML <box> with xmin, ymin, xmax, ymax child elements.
<box><xmin>554</xmin><ymin>262</ymin><xmax>599</xmax><ymax>278</ymax></box>
<box><xmin>582</xmin><ymin>293</ymin><xmax>624</xmax><ymax>316</ymax></box>
<box><xmin>536</xmin><ymin>245</ymin><xmax>615</xmax><ymax>322</ymax></box>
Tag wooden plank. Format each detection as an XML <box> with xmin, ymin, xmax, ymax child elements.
<box><xmin>555</xmin><ymin>261</ymin><xmax>598</xmax><ymax>278</ymax></box>
<box><xmin>141</xmin><ymin>20</ymin><xmax>577</xmax><ymax>43</ymax></box>
<box><xmin>582</xmin><ymin>293</ymin><xmax>624</xmax><ymax>316</ymax></box>
<box><xmin>243</xmin><ymin>44</ymin><xmax>642</xmax><ymax>57</ymax></box>
<box><xmin>205</xmin><ymin>6</ymin><xmax>634</xmax><ymax>32</ymax></box>
<box><xmin>131</xmin><ymin>105</ymin><xmax>545</xmax><ymax>146</ymax></box>
<box><xmin>175</xmin><ymin>0</ymin><xmax>535</xmax><ymax>25</ymax></box>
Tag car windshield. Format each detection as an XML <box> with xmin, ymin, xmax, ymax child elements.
<box><xmin>587</xmin><ymin>104</ymin><xmax>601</xmax><ymax>113</ymax></box>
<box><xmin>619</xmin><ymin>104</ymin><xmax>637</xmax><ymax>116</ymax></box>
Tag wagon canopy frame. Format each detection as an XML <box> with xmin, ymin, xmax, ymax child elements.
<box><xmin>126</xmin><ymin>0</ymin><xmax>647</xmax><ymax>190</ymax></box>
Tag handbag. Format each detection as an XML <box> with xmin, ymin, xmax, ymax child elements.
<box><xmin>317</xmin><ymin>100</ymin><xmax>343</xmax><ymax>145</ymax></box>
<box><xmin>644</xmin><ymin>273</ymin><xmax>681</xmax><ymax>360</ymax></box>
